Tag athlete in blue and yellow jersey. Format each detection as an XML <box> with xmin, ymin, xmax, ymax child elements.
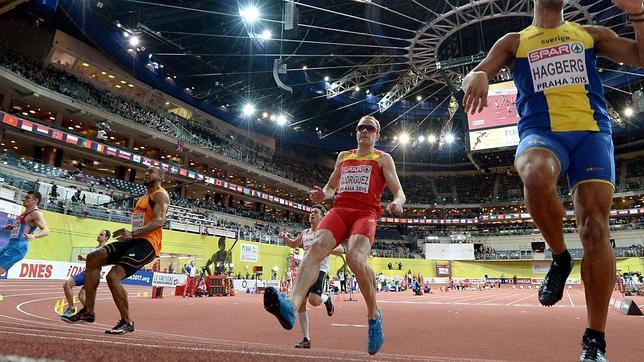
<box><xmin>0</xmin><ymin>191</ymin><xmax>49</xmax><ymax>275</ymax></box>
<box><xmin>463</xmin><ymin>1</ymin><xmax>644</xmax><ymax>361</ymax></box>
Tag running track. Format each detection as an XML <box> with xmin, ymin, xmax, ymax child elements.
<box><xmin>0</xmin><ymin>280</ymin><xmax>642</xmax><ymax>361</ymax></box>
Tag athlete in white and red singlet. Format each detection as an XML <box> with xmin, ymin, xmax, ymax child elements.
<box><xmin>264</xmin><ymin>115</ymin><xmax>406</xmax><ymax>355</ymax></box>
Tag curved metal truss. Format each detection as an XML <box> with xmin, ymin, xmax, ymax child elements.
<box><xmin>378</xmin><ymin>0</ymin><xmax>606</xmax><ymax>112</ymax></box>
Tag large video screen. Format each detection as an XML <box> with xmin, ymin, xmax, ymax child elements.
<box><xmin>467</xmin><ymin>81</ymin><xmax>520</xmax><ymax>152</ymax></box>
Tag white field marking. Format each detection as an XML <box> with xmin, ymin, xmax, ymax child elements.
<box><xmin>378</xmin><ymin>299</ymin><xmax>586</xmax><ymax>309</ymax></box>
<box><xmin>8</xmin><ymin>292</ymin><xmax>524</xmax><ymax>362</ymax></box>
<box><xmin>5</xmin><ymin>292</ymin><xmax>527</xmax><ymax>362</ymax></box>
<box><xmin>465</xmin><ymin>291</ymin><xmax>535</xmax><ymax>305</ymax></box>
<box><xmin>2</xmin><ymin>291</ymin><xmax>76</xmax><ymax>298</ymax></box>
<box><xmin>436</xmin><ymin>291</ymin><xmax>519</xmax><ymax>304</ymax></box>
<box><xmin>0</xmin><ymin>330</ymin><xmax>518</xmax><ymax>362</ymax></box>
<box><xmin>0</xmin><ymin>288</ymin><xmax>62</xmax><ymax>293</ymax></box>
<box><xmin>0</xmin><ymin>315</ymin><xmax>269</xmax><ymax>351</ymax></box>
<box><xmin>11</xmin><ymin>295</ymin><xmax>352</xmax><ymax>350</ymax></box>
<box><xmin>505</xmin><ymin>292</ymin><xmax>539</xmax><ymax>306</ymax></box>
<box><xmin>389</xmin><ymin>293</ymin><xmax>470</xmax><ymax>303</ymax></box>
<box><xmin>0</xmin><ymin>330</ymin><xmax>373</xmax><ymax>362</ymax></box>
<box><xmin>0</xmin><ymin>354</ymin><xmax>63</xmax><ymax>362</ymax></box>
<box><xmin>566</xmin><ymin>289</ymin><xmax>575</xmax><ymax>307</ymax></box>
<box><xmin>477</xmin><ymin>291</ymin><xmax>535</xmax><ymax>305</ymax></box>
<box><xmin>331</xmin><ymin>323</ymin><xmax>367</xmax><ymax>328</ymax></box>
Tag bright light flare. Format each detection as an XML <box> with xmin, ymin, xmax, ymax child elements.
<box><xmin>240</xmin><ymin>6</ymin><xmax>259</xmax><ymax>22</ymax></box>
<box><xmin>242</xmin><ymin>103</ymin><xmax>256</xmax><ymax>117</ymax></box>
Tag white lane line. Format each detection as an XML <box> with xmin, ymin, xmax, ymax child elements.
<box><xmin>477</xmin><ymin>291</ymin><xmax>535</xmax><ymax>305</ymax></box>
<box><xmin>0</xmin><ymin>329</ymin><xmax>515</xmax><ymax>362</ymax></box>
<box><xmin>506</xmin><ymin>292</ymin><xmax>539</xmax><ymax>306</ymax></box>
<box><xmin>566</xmin><ymin>289</ymin><xmax>575</xmax><ymax>307</ymax></box>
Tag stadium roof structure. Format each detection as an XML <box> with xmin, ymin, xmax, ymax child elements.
<box><xmin>48</xmin><ymin>0</ymin><xmax>642</xmax><ymax>165</ymax></box>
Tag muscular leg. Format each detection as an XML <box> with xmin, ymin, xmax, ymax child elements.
<box><xmin>308</xmin><ymin>294</ymin><xmax>322</xmax><ymax>307</ymax></box>
<box><xmin>106</xmin><ymin>265</ymin><xmax>131</xmax><ymax>321</ymax></box>
<box><xmin>297</xmin><ymin>298</ymin><xmax>309</xmax><ymax>341</ymax></box>
<box><xmin>346</xmin><ymin>235</ymin><xmax>378</xmax><ymax>319</ymax></box>
<box><xmin>63</xmin><ymin>278</ymin><xmax>75</xmax><ymax>306</ymax></box>
<box><xmin>84</xmin><ymin>248</ymin><xmax>109</xmax><ymax>313</ymax></box>
<box><xmin>289</xmin><ymin>230</ymin><xmax>336</xmax><ymax>311</ymax></box>
<box><xmin>79</xmin><ymin>286</ymin><xmax>86</xmax><ymax>307</ymax></box>
<box><xmin>515</xmin><ymin>149</ymin><xmax>567</xmax><ymax>254</ymax></box>
<box><xmin>573</xmin><ymin>182</ymin><xmax>615</xmax><ymax>332</ymax></box>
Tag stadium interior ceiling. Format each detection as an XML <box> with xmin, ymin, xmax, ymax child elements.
<box><xmin>9</xmin><ymin>0</ymin><xmax>634</xmax><ymax>172</ymax></box>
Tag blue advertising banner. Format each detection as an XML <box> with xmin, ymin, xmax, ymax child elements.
<box><xmin>122</xmin><ymin>270</ymin><xmax>154</xmax><ymax>286</ymax></box>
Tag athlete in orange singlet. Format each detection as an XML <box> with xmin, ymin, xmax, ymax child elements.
<box><xmin>63</xmin><ymin>166</ymin><xmax>170</xmax><ymax>335</ymax></box>
<box><xmin>264</xmin><ymin>115</ymin><xmax>406</xmax><ymax>355</ymax></box>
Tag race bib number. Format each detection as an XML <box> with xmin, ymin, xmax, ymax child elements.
<box><xmin>131</xmin><ymin>213</ymin><xmax>144</xmax><ymax>231</ymax></box>
<box><xmin>9</xmin><ymin>224</ymin><xmax>20</xmax><ymax>239</ymax></box>
<box><xmin>338</xmin><ymin>165</ymin><xmax>371</xmax><ymax>193</ymax></box>
<box><xmin>528</xmin><ymin>42</ymin><xmax>588</xmax><ymax>93</ymax></box>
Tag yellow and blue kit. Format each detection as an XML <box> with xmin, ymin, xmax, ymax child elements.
<box><xmin>512</xmin><ymin>22</ymin><xmax>615</xmax><ymax>191</ymax></box>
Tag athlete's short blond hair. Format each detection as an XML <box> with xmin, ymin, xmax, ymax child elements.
<box><xmin>358</xmin><ymin>115</ymin><xmax>381</xmax><ymax>132</ymax></box>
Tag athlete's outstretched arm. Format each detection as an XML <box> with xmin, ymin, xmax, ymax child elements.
<box><xmin>586</xmin><ymin>1</ymin><xmax>644</xmax><ymax>67</ymax></box>
<box><xmin>278</xmin><ymin>231</ymin><xmax>303</xmax><ymax>249</ymax></box>
<box><xmin>381</xmin><ymin>153</ymin><xmax>405</xmax><ymax>214</ymax></box>
<box><xmin>25</xmin><ymin>211</ymin><xmax>49</xmax><ymax>241</ymax></box>
<box><xmin>309</xmin><ymin>151</ymin><xmax>345</xmax><ymax>203</ymax></box>
<box><xmin>462</xmin><ymin>33</ymin><xmax>519</xmax><ymax>114</ymax></box>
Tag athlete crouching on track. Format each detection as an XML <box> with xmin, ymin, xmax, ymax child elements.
<box><xmin>62</xmin><ymin>166</ymin><xmax>170</xmax><ymax>335</ymax></box>
<box><xmin>263</xmin><ymin>115</ymin><xmax>406</xmax><ymax>355</ymax></box>
<box><xmin>61</xmin><ymin>230</ymin><xmax>111</xmax><ymax>317</ymax></box>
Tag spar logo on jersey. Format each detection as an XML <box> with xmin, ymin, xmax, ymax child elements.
<box><xmin>571</xmin><ymin>42</ymin><xmax>584</xmax><ymax>54</ymax></box>
<box><xmin>529</xmin><ymin>43</ymin><xmax>579</xmax><ymax>62</ymax></box>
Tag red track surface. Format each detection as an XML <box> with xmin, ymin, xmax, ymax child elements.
<box><xmin>0</xmin><ymin>280</ymin><xmax>642</xmax><ymax>361</ymax></box>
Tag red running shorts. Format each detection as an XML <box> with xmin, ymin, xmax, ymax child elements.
<box><xmin>317</xmin><ymin>207</ymin><xmax>378</xmax><ymax>246</ymax></box>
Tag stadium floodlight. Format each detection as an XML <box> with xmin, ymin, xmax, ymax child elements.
<box><xmin>262</xmin><ymin>112</ymin><xmax>268</xmax><ymax>118</ymax></box>
<box><xmin>324</xmin><ymin>76</ymin><xmax>330</xmax><ymax>82</ymax></box>
<box><xmin>418</xmin><ymin>135</ymin><xmax>425</xmax><ymax>143</ymax></box>
<box><xmin>416</xmin><ymin>95</ymin><xmax>422</xmax><ymax>101</ymax></box>
<box><xmin>259</xmin><ymin>29</ymin><xmax>272</xmax><ymax>40</ymax></box>
<box><xmin>302</xmin><ymin>65</ymin><xmax>308</xmax><ymax>70</ymax></box>
<box><xmin>129</xmin><ymin>36</ymin><xmax>140</xmax><ymax>47</ymax></box>
<box><xmin>354</xmin><ymin>86</ymin><xmax>360</xmax><ymax>92</ymax></box>
<box><xmin>276</xmin><ymin>114</ymin><xmax>288</xmax><ymax>126</ymax></box>
<box><xmin>445</xmin><ymin>133</ymin><xmax>455</xmax><ymax>144</ymax></box>
<box><xmin>242</xmin><ymin>103</ymin><xmax>256</xmax><ymax>117</ymax></box>
<box><xmin>399</xmin><ymin>133</ymin><xmax>410</xmax><ymax>145</ymax></box>
<box><xmin>123</xmin><ymin>31</ymin><xmax>129</xmax><ymax>38</ymax></box>
<box><xmin>240</xmin><ymin>6</ymin><xmax>259</xmax><ymax>23</ymax></box>
<box><xmin>427</xmin><ymin>134</ymin><xmax>437</xmax><ymax>143</ymax></box>
<box><xmin>624</xmin><ymin>107</ymin><xmax>634</xmax><ymax>117</ymax></box>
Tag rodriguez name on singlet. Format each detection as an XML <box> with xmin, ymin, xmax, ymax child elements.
<box><xmin>511</xmin><ymin>22</ymin><xmax>612</xmax><ymax>136</ymax></box>
<box><xmin>334</xmin><ymin>149</ymin><xmax>386</xmax><ymax>215</ymax></box>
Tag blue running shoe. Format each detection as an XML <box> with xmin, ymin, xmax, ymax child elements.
<box><xmin>368</xmin><ymin>307</ymin><xmax>384</xmax><ymax>355</ymax></box>
<box><xmin>263</xmin><ymin>287</ymin><xmax>295</xmax><ymax>330</ymax></box>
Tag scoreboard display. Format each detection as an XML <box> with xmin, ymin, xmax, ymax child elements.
<box><xmin>467</xmin><ymin>81</ymin><xmax>520</xmax><ymax>152</ymax></box>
